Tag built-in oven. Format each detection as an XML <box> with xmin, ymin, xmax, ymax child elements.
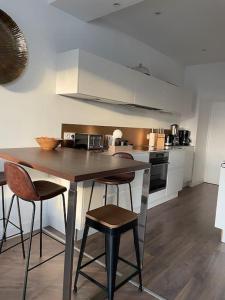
<box><xmin>149</xmin><ymin>151</ymin><xmax>169</xmax><ymax>194</ymax></box>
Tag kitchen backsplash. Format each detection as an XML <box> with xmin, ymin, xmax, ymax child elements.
<box><xmin>62</xmin><ymin>124</ymin><xmax>171</xmax><ymax>149</ymax></box>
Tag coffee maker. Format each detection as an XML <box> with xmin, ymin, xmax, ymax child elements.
<box><xmin>170</xmin><ymin>124</ymin><xmax>180</xmax><ymax>146</ymax></box>
<box><xmin>179</xmin><ymin>130</ymin><xmax>191</xmax><ymax>146</ymax></box>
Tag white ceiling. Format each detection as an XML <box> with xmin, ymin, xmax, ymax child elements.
<box><xmin>49</xmin><ymin>0</ymin><xmax>144</xmax><ymax>22</ymax></box>
<box><xmin>96</xmin><ymin>0</ymin><xmax>225</xmax><ymax>65</ymax></box>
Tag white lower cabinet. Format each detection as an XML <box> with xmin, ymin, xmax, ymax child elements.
<box><xmin>166</xmin><ymin>149</ymin><xmax>185</xmax><ymax>199</ymax></box>
<box><xmin>166</xmin><ymin>167</ymin><xmax>184</xmax><ymax>199</ymax></box>
<box><xmin>43</xmin><ymin>149</ymin><xmax>194</xmax><ymax>240</ymax></box>
<box><xmin>182</xmin><ymin>146</ymin><xmax>195</xmax><ymax>186</ymax></box>
<box><xmin>148</xmin><ymin>149</ymin><xmax>186</xmax><ymax>208</ymax></box>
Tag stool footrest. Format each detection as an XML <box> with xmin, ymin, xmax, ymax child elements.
<box><xmin>28</xmin><ymin>249</ymin><xmax>65</xmax><ymax>272</ymax></box>
<box><xmin>118</xmin><ymin>256</ymin><xmax>139</xmax><ymax>270</ymax></box>
<box><xmin>80</xmin><ymin>252</ymin><xmax>106</xmax><ymax>270</ymax></box>
<box><xmin>0</xmin><ymin>218</ymin><xmax>24</xmax><ymax>235</ymax></box>
<box><xmin>78</xmin><ymin>269</ymin><xmax>140</xmax><ymax>293</ymax></box>
<box><xmin>77</xmin><ymin>252</ymin><xmax>141</xmax><ymax>293</ymax></box>
<box><xmin>0</xmin><ymin>232</ymin><xmax>23</xmax><ymax>242</ymax></box>
<box><xmin>0</xmin><ymin>232</ymin><xmax>39</xmax><ymax>254</ymax></box>
<box><xmin>0</xmin><ymin>229</ymin><xmax>65</xmax><ymax>267</ymax></box>
<box><xmin>0</xmin><ymin>217</ymin><xmax>25</xmax><ymax>252</ymax></box>
<box><xmin>0</xmin><ymin>237</ymin><xmax>25</xmax><ymax>253</ymax></box>
<box><xmin>27</xmin><ymin>231</ymin><xmax>65</xmax><ymax>271</ymax></box>
<box><xmin>79</xmin><ymin>271</ymin><xmax>107</xmax><ymax>291</ymax></box>
<box><xmin>115</xmin><ymin>270</ymin><xmax>139</xmax><ymax>291</ymax></box>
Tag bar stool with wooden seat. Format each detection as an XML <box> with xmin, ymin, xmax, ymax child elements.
<box><xmin>88</xmin><ymin>152</ymin><xmax>135</xmax><ymax>212</ymax></box>
<box><xmin>74</xmin><ymin>204</ymin><xmax>143</xmax><ymax>300</ymax></box>
<box><xmin>0</xmin><ymin>162</ymin><xmax>67</xmax><ymax>300</ymax></box>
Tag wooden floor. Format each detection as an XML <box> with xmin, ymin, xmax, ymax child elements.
<box><xmin>0</xmin><ymin>183</ymin><xmax>224</xmax><ymax>299</ymax></box>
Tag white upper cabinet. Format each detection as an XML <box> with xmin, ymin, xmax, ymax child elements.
<box><xmin>133</xmin><ymin>72</ymin><xmax>169</xmax><ymax>110</ymax></box>
<box><xmin>78</xmin><ymin>50</ymin><xmax>135</xmax><ymax>104</ymax></box>
<box><xmin>56</xmin><ymin>49</ymin><xmax>135</xmax><ymax>104</ymax></box>
<box><xmin>56</xmin><ymin>49</ymin><xmax>194</xmax><ymax>115</ymax></box>
<box><xmin>133</xmin><ymin>71</ymin><xmax>194</xmax><ymax>114</ymax></box>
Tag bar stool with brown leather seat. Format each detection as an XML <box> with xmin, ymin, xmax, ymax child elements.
<box><xmin>0</xmin><ymin>162</ymin><xmax>67</xmax><ymax>300</ymax></box>
<box><xmin>0</xmin><ymin>172</ymin><xmax>25</xmax><ymax>255</ymax></box>
<box><xmin>88</xmin><ymin>152</ymin><xmax>135</xmax><ymax>212</ymax></box>
<box><xmin>0</xmin><ymin>172</ymin><xmax>7</xmax><ymax>239</ymax></box>
<box><xmin>74</xmin><ymin>204</ymin><xmax>143</xmax><ymax>300</ymax></box>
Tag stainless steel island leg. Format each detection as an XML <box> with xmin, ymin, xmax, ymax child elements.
<box><xmin>63</xmin><ymin>182</ymin><xmax>77</xmax><ymax>300</ymax></box>
<box><xmin>138</xmin><ymin>168</ymin><xmax>150</xmax><ymax>267</ymax></box>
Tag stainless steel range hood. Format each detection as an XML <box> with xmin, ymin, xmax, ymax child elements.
<box><xmin>63</xmin><ymin>94</ymin><xmax>162</xmax><ymax>112</ymax></box>
<box><xmin>122</xmin><ymin>103</ymin><xmax>162</xmax><ymax>111</ymax></box>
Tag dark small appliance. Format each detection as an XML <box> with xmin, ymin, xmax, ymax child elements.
<box><xmin>165</xmin><ymin>134</ymin><xmax>173</xmax><ymax>147</ymax></box>
<box><xmin>73</xmin><ymin>133</ymin><xmax>104</xmax><ymax>150</ymax></box>
<box><xmin>179</xmin><ymin>130</ymin><xmax>191</xmax><ymax>146</ymax></box>
<box><xmin>170</xmin><ymin>124</ymin><xmax>179</xmax><ymax>146</ymax></box>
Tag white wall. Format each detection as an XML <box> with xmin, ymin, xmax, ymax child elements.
<box><xmin>0</xmin><ymin>0</ymin><xmax>185</xmax><ymax>149</ymax></box>
<box><xmin>0</xmin><ymin>0</ymin><xmax>185</xmax><ymax>234</ymax></box>
<box><xmin>205</xmin><ymin>102</ymin><xmax>225</xmax><ymax>184</ymax></box>
<box><xmin>183</xmin><ymin>62</ymin><xmax>225</xmax><ymax>185</ymax></box>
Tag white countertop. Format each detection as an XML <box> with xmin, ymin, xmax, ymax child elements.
<box><xmin>102</xmin><ymin>146</ymin><xmax>194</xmax><ymax>159</ymax></box>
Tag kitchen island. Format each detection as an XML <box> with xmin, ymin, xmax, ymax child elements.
<box><xmin>0</xmin><ymin>147</ymin><xmax>151</xmax><ymax>300</ymax></box>
<box><xmin>46</xmin><ymin>147</ymin><xmax>193</xmax><ymax>239</ymax></box>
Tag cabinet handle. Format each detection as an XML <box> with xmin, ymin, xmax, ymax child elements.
<box><xmin>151</xmin><ymin>163</ymin><xmax>169</xmax><ymax>166</ymax></box>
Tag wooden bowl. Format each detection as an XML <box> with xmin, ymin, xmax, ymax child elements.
<box><xmin>35</xmin><ymin>137</ymin><xmax>62</xmax><ymax>151</ymax></box>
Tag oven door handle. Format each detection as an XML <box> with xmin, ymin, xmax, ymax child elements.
<box><xmin>151</xmin><ymin>162</ymin><xmax>169</xmax><ymax>166</ymax></box>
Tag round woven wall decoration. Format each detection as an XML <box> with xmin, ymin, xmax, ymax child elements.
<box><xmin>0</xmin><ymin>9</ymin><xmax>28</xmax><ymax>84</ymax></box>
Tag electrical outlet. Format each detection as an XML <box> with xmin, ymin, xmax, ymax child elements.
<box><xmin>63</xmin><ymin>132</ymin><xmax>75</xmax><ymax>140</ymax></box>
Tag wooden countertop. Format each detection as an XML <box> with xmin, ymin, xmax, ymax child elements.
<box><xmin>0</xmin><ymin>147</ymin><xmax>151</xmax><ymax>182</ymax></box>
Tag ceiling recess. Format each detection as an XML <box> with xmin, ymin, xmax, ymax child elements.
<box><xmin>49</xmin><ymin>0</ymin><xmax>144</xmax><ymax>22</ymax></box>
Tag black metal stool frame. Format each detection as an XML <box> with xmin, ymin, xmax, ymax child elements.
<box><xmin>0</xmin><ymin>193</ymin><xmax>67</xmax><ymax>300</ymax></box>
<box><xmin>88</xmin><ymin>181</ymin><xmax>134</xmax><ymax>212</ymax></box>
<box><xmin>74</xmin><ymin>218</ymin><xmax>142</xmax><ymax>300</ymax></box>
<box><xmin>0</xmin><ymin>186</ymin><xmax>26</xmax><ymax>245</ymax></box>
<box><xmin>0</xmin><ymin>185</ymin><xmax>6</xmax><ymax>238</ymax></box>
<box><xmin>0</xmin><ymin>194</ymin><xmax>26</xmax><ymax>257</ymax></box>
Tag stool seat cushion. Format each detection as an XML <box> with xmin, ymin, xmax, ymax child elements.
<box><xmin>33</xmin><ymin>180</ymin><xmax>67</xmax><ymax>200</ymax></box>
<box><xmin>96</xmin><ymin>173</ymin><xmax>135</xmax><ymax>185</ymax></box>
<box><xmin>0</xmin><ymin>172</ymin><xmax>6</xmax><ymax>186</ymax></box>
<box><xmin>86</xmin><ymin>204</ymin><xmax>137</xmax><ymax>229</ymax></box>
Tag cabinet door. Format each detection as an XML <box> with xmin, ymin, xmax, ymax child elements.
<box><xmin>167</xmin><ymin>150</ymin><xmax>185</xmax><ymax>196</ymax></box>
<box><xmin>78</xmin><ymin>50</ymin><xmax>135</xmax><ymax>103</ymax></box>
<box><xmin>134</xmin><ymin>71</ymin><xmax>194</xmax><ymax>114</ymax></box>
<box><xmin>134</xmin><ymin>72</ymin><xmax>166</xmax><ymax>109</ymax></box>
<box><xmin>167</xmin><ymin>168</ymin><xmax>184</xmax><ymax>196</ymax></box>
<box><xmin>183</xmin><ymin>147</ymin><xmax>194</xmax><ymax>185</ymax></box>
<box><xmin>169</xmin><ymin>149</ymin><xmax>185</xmax><ymax>168</ymax></box>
